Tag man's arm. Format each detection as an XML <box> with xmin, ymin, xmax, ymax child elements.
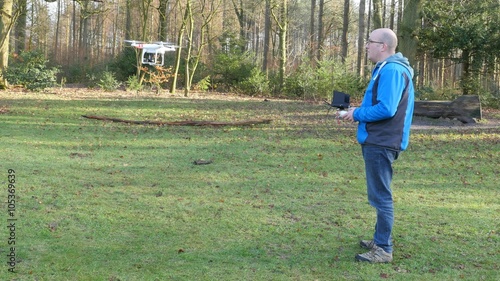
<box><xmin>348</xmin><ymin>69</ymin><xmax>407</xmax><ymax>123</ymax></box>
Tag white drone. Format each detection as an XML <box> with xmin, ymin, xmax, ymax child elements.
<box><xmin>125</xmin><ymin>40</ymin><xmax>178</xmax><ymax>66</ymax></box>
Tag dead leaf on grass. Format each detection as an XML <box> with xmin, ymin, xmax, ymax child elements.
<box><xmin>380</xmin><ymin>273</ymin><xmax>390</xmax><ymax>278</ymax></box>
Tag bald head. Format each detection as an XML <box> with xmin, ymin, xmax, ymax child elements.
<box><xmin>366</xmin><ymin>28</ymin><xmax>398</xmax><ymax>62</ymax></box>
<box><xmin>375</xmin><ymin>28</ymin><xmax>398</xmax><ymax>50</ymax></box>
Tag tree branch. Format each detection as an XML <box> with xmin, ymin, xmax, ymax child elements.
<box><xmin>82</xmin><ymin>115</ymin><xmax>272</xmax><ymax>127</ymax></box>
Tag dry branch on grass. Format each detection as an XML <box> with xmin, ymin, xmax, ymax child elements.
<box><xmin>82</xmin><ymin>115</ymin><xmax>272</xmax><ymax>127</ymax></box>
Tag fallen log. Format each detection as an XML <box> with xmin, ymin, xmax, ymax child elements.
<box><xmin>414</xmin><ymin>95</ymin><xmax>481</xmax><ymax>123</ymax></box>
<box><xmin>82</xmin><ymin>115</ymin><xmax>272</xmax><ymax>126</ymax></box>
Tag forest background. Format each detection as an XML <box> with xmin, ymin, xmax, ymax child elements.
<box><xmin>0</xmin><ymin>0</ymin><xmax>499</xmax><ymax>108</ymax></box>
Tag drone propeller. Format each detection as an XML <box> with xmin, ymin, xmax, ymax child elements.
<box><xmin>153</xmin><ymin>41</ymin><xmax>180</xmax><ymax>48</ymax></box>
<box><xmin>124</xmin><ymin>39</ymin><xmax>146</xmax><ymax>44</ymax></box>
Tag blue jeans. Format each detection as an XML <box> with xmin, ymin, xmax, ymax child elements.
<box><xmin>362</xmin><ymin>145</ymin><xmax>400</xmax><ymax>253</ymax></box>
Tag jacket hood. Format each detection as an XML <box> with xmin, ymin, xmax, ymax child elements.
<box><xmin>372</xmin><ymin>52</ymin><xmax>414</xmax><ymax>80</ymax></box>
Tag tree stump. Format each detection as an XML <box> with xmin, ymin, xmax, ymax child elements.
<box><xmin>414</xmin><ymin>95</ymin><xmax>482</xmax><ymax>123</ymax></box>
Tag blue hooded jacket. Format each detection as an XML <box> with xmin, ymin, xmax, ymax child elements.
<box><xmin>353</xmin><ymin>52</ymin><xmax>415</xmax><ymax>151</ymax></box>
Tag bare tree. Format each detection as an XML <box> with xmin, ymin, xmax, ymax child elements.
<box><xmin>186</xmin><ymin>0</ymin><xmax>222</xmax><ymax>93</ymax></box>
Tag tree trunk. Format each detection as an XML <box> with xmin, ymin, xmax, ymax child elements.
<box><xmin>158</xmin><ymin>0</ymin><xmax>170</xmax><ymax>41</ymax></box>
<box><xmin>125</xmin><ymin>0</ymin><xmax>133</xmax><ymax>40</ymax></box>
<box><xmin>309</xmin><ymin>0</ymin><xmax>316</xmax><ymax>63</ymax></box>
<box><xmin>316</xmin><ymin>0</ymin><xmax>324</xmax><ymax>62</ymax></box>
<box><xmin>14</xmin><ymin>0</ymin><xmax>27</xmax><ymax>53</ymax></box>
<box><xmin>461</xmin><ymin>49</ymin><xmax>473</xmax><ymax>96</ymax></box>
<box><xmin>397</xmin><ymin>0</ymin><xmax>420</xmax><ymax>67</ymax></box>
<box><xmin>0</xmin><ymin>0</ymin><xmax>14</xmax><ymax>89</ymax></box>
<box><xmin>140</xmin><ymin>0</ymin><xmax>153</xmax><ymax>41</ymax></box>
<box><xmin>72</xmin><ymin>0</ymin><xmax>77</xmax><ymax>64</ymax></box>
<box><xmin>270</xmin><ymin>0</ymin><xmax>287</xmax><ymax>93</ymax></box>
<box><xmin>79</xmin><ymin>2</ymin><xmax>89</xmax><ymax>64</ymax></box>
<box><xmin>184</xmin><ymin>0</ymin><xmax>194</xmax><ymax>97</ymax></box>
<box><xmin>389</xmin><ymin>0</ymin><xmax>395</xmax><ymax>30</ymax></box>
<box><xmin>262</xmin><ymin>0</ymin><xmax>271</xmax><ymax>73</ymax></box>
<box><xmin>53</xmin><ymin>0</ymin><xmax>61</xmax><ymax>61</ymax></box>
<box><xmin>364</xmin><ymin>0</ymin><xmax>372</xmax><ymax>68</ymax></box>
<box><xmin>372</xmin><ymin>0</ymin><xmax>383</xmax><ymax>29</ymax></box>
<box><xmin>231</xmin><ymin>0</ymin><xmax>246</xmax><ymax>51</ymax></box>
<box><xmin>357</xmin><ymin>0</ymin><xmax>366</xmax><ymax>76</ymax></box>
<box><xmin>341</xmin><ymin>0</ymin><xmax>349</xmax><ymax>63</ymax></box>
<box><xmin>170</xmin><ymin>1</ymin><xmax>189</xmax><ymax>94</ymax></box>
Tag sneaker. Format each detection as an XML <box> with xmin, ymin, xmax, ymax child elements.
<box><xmin>360</xmin><ymin>240</ymin><xmax>375</xmax><ymax>250</ymax></box>
<box><xmin>355</xmin><ymin>246</ymin><xmax>393</xmax><ymax>263</ymax></box>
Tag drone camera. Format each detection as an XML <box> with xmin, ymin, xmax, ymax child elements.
<box><xmin>142</xmin><ymin>51</ymin><xmax>164</xmax><ymax>66</ymax></box>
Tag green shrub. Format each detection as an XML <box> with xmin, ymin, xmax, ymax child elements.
<box><xmin>282</xmin><ymin>62</ymin><xmax>317</xmax><ymax>98</ymax></box>
<box><xmin>415</xmin><ymin>85</ymin><xmax>460</xmax><ymax>101</ymax></box>
<box><xmin>482</xmin><ymin>85</ymin><xmax>500</xmax><ymax>109</ymax></box>
<box><xmin>317</xmin><ymin>59</ymin><xmax>367</xmax><ymax>101</ymax></box>
<box><xmin>125</xmin><ymin>75</ymin><xmax>143</xmax><ymax>92</ymax></box>
<box><xmin>5</xmin><ymin>51</ymin><xmax>59</xmax><ymax>91</ymax></box>
<box><xmin>195</xmin><ymin>76</ymin><xmax>211</xmax><ymax>91</ymax></box>
<box><xmin>281</xmin><ymin>58</ymin><xmax>367</xmax><ymax>101</ymax></box>
<box><xmin>211</xmin><ymin>50</ymin><xmax>255</xmax><ymax>91</ymax></box>
<box><xmin>109</xmin><ymin>48</ymin><xmax>138</xmax><ymax>81</ymax></box>
<box><xmin>238</xmin><ymin>68</ymin><xmax>269</xmax><ymax>96</ymax></box>
<box><xmin>97</xmin><ymin>71</ymin><xmax>121</xmax><ymax>91</ymax></box>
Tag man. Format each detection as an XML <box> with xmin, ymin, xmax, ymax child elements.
<box><xmin>343</xmin><ymin>28</ymin><xmax>414</xmax><ymax>263</ymax></box>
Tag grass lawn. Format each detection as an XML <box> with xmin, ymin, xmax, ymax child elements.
<box><xmin>1</xmin><ymin>91</ymin><xmax>499</xmax><ymax>280</ymax></box>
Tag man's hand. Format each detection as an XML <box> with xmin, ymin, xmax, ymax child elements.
<box><xmin>342</xmin><ymin>107</ymin><xmax>357</xmax><ymax>122</ymax></box>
